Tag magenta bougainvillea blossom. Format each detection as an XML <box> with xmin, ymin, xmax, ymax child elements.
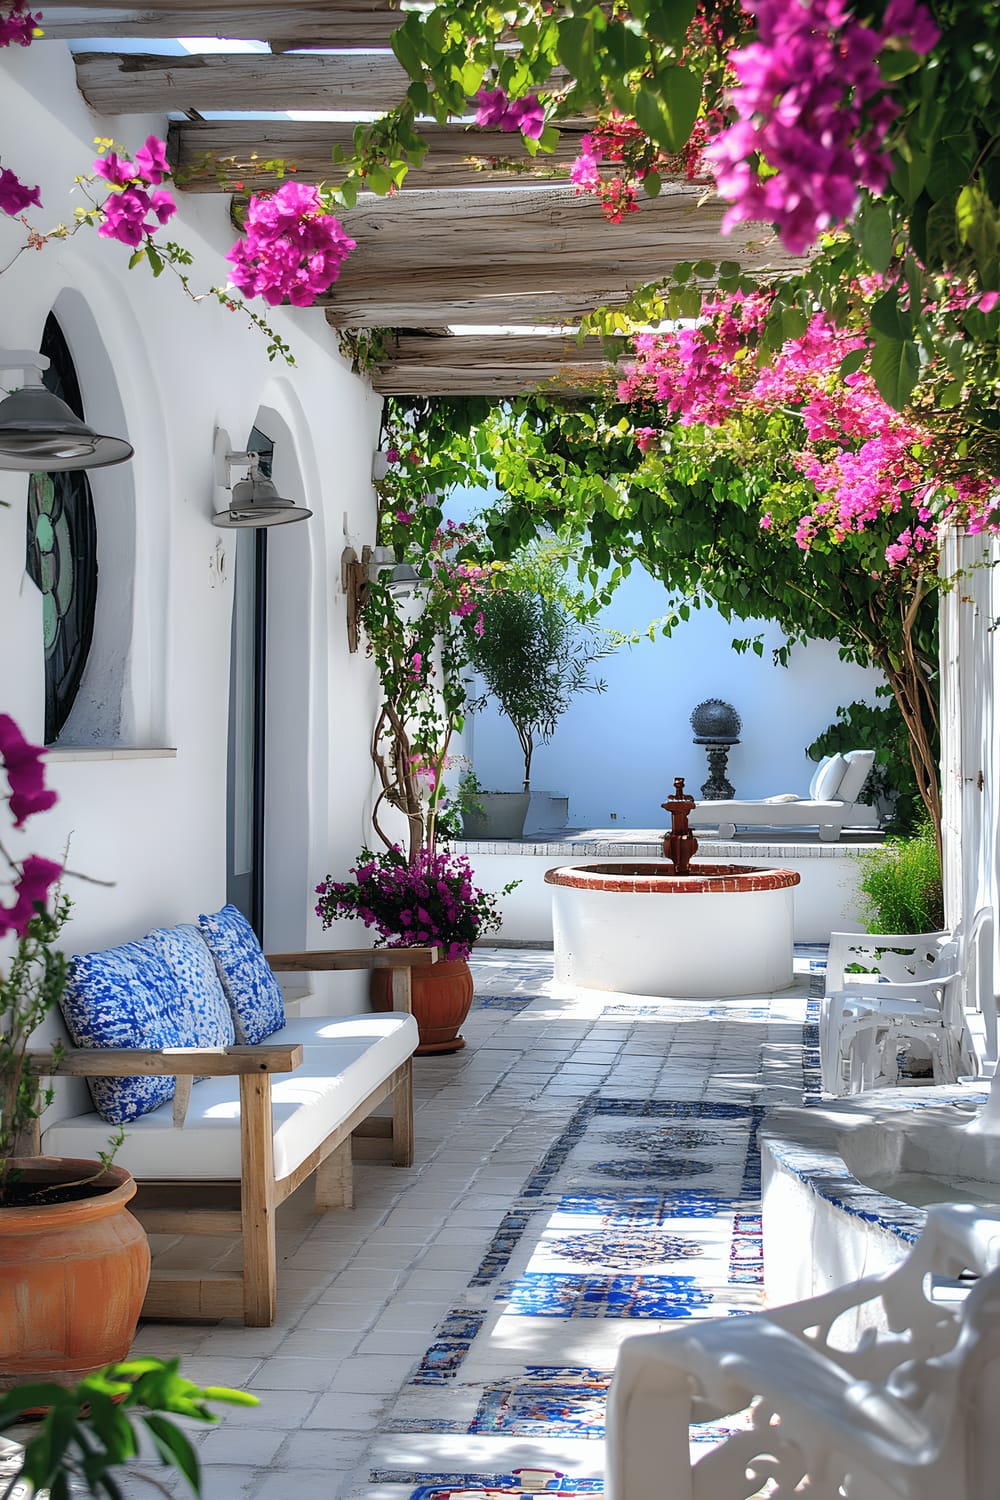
<box><xmin>0</xmin><ymin>164</ymin><xmax>41</xmax><ymax>216</ymax></box>
<box><xmin>227</xmin><ymin>181</ymin><xmax>356</xmax><ymax>307</ymax></box>
<box><xmin>315</xmin><ymin>845</ymin><xmax>507</xmax><ymax>960</ymax></box>
<box><xmin>93</xmin><ymin>136</ymin><xmax>177</xmax><ymax>247</ymax></box>
<box><xmin>0</xmin><ymin>0</ymin><xmax>40</xmax><ymax>48</ymax></box>
<box><xmin>0</xmin><ymin>713</ymin><xmax>63</xmax><ymax>939</ymax></box>
<box><xmin>618</xmin><ymin>291</ymin><xmax>999</xmax><ymax>567</ymax></box>
<box><xmin>704</xmin><ymin>0</ymin><xmax>940</xmax><ymax>254</ymax></box>
<box><xmin>474</xmin><ymin>86</ymin><xmax>545</xmax><ymax>139</ymax></box>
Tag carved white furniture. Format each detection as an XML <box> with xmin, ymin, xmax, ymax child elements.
<box><xmin>820</xmin><ymin>924</ymin><xmax>981</xmax><ymax>1096</ymax></box>
<box><xmin>687</xmin><ymin>749</ymin><xmax>879</xmax><ymax>841</ymax></box>
<box><xmin>606</xmin><ymin>1203</ymin><xmax>1000</xmax><ymax>1500</ymax></box>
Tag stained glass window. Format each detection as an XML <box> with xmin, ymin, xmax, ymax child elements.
<box><xmin>25</xmin><ymin>315</ymin><xmax>98</xmax><ymax>744</ymax></box>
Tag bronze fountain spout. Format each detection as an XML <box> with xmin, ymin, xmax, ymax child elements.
<box><xmin>661</xmin><ymin>776</ymin><xmax>698</xmax><ymax>876</ymax></box>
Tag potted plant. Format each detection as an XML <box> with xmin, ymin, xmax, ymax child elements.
<box><xmin>0</xmin><ymin>1358</ymin><xmax>257</xmax><ymax>1498</ymax></box>
<box><xmin>464</xmin><ymin>557</ymin><xmax>615</xmax><ymax>839</ymax></box>
<box><xmin>315</xmin><ymin>844</ymin><xmax>516</xmax><ymax>1052</ymax></box>
<box><xmin>0</xmin><ymin>713</ymin><xmax>150</xmax><ymax>1389</ymax></box>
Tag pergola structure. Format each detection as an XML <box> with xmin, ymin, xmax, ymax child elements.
<box><xmin>41</xmin><ymin>0</ymin><xmax>802</xmax><ymax>395</ymax></box>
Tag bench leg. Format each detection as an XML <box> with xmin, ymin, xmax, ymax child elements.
<box><xmin>393</xmin><ymin>1059</ymin><xmax>414</xmax><ymax>1167</ymax></box>
<box><xmin>239</xmin><ymin>1073</ymin><xmax>278</xmax><ymax>1327</ymax></box>
<box><xmin>315</xmin><ymin>1137</ymin><xmax>354</xmax><ymax>1209</ymax></box>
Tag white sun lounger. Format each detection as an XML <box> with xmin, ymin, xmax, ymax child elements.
<box><xmin>687</xmin><ymin>749</ymin><xmax>878</xmax><ymax>841</ymax></box>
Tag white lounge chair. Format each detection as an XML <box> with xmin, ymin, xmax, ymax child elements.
<box><xmin>687</xmin><ymin>749</ymin><xmax>879</xmax><ymax>841</ymax></box>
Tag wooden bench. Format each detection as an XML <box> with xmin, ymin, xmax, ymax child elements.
<box><xmin>29</xmin><ymin>946</ymin><xmax>436</xmax><ymax>1327</ymax></box>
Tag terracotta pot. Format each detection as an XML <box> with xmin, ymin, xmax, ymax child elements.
<box><xmin>371</xmin><ymin>957</ymin><xmax>474</xmax><ymax>1054</ymax></box>
<box><xmin>0</xmin><ymin>1158</ymin><xmax>151</xmax><ymax>1391</ymax></box>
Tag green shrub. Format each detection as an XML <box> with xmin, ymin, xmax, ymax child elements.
<box><xmin>854</xmin><ymin>819</ymin><xmax>944</xmax><ymax>934</ymax></box>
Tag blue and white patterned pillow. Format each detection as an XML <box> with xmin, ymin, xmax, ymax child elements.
<box><xmin>197</xmin><ymin>904</ymin><xmax>285</xmax><ymax>1045</ymax></box>
<box><xmin>143</xmin><ymin>924</ymin><xmax>235</xmax><ymax>1050</ymax></box>
<box><xmin>60</xmin><ymin>941</ymin><xmax>188</xmax><ymax>1124</ymax></box>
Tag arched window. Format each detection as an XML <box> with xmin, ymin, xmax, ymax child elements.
<box><xmin>24</xmin><ymin>314</ymin><xmax>99</xmax><ymax>745</ymax></box>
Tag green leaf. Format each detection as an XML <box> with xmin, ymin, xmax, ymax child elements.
<box><xmin>390</xmin><ymin>17</ymin><xmax>425</xmax><ymax>82</ymax></box>
<box><xmin>869</xmin><ymin>288</ymin><xmax>912</xmax><ymax>341</ymax></box>
<box><xmin>644</xmin><ymin>170</ymin><xmax>662</xmax><ymax>198</ymax></box>
<box><xmin>839</xmin><ymin>346</ymin><xmax>867</xmax><ymax>377</ymax></box>
<box><xmin>644</xmin><ymin>0</ymin><xmax>698</xmax><ymax>43</ymax></box>
<box><xmin>890</xmin><ymin>146</ymin><xmax>930</xmax><ymax>207</ymax></box>
<box><xmin>856</xmin><ymin>198</ymin><xmax>894</xmax><ymax>273</ymax></box>
<box><xmin>692</xmin><ymin>259</ymin><xmax>715</xmax><ymax>278</ymax></box>
<box><xmin>780</xmin><ymin>307</ymin><xmax>808</xmax><ymax>341</ymax></box>
<box><xmin>870</xmin><ymin>329</ymin><xmax>921</xmax><ymax>409</ymax></box>
<box><xmin>877</xmin><ymin>41</ymin><xmax>922</xmax><ymax>80</ymax></box>
<box><xmin>956</xmin><ymin>184</ymin><xmax>1000</xmax><ymax>278</ymax></box>
<box><xmin>636</xmin><ymin>66</ymin><xmax>701</xmax><ymax>152</ymax></box>
<box><xmin>557</xmin><ymin>15</ymin><xmax>596</xmax><ymax>88</ymax></box>
<box><xmin>145</xmin><ymin>244</ymin><xmax>164</xmax><ymax>276</ymax></box>
<box><xmin>143</xmin><ymin>1416</ymin><xmax>201</xmax><ymax>1492</ymax></box>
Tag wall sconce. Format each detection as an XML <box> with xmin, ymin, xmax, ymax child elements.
<box><xmin>341</xmin><ymin>549</ymin><xmax>422</xmax><ymax>652</ymax></box>
<box><xmin>0</xmin><ymin>349</ymin><xmax>133</xmax><ymax>470</ymax></box>
<box><xmin>212</xmin><ymin>441</ymin><xmax>312</xmax><ymax>529</ymax></box>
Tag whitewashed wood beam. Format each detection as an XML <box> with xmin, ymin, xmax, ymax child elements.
<box><xmin>38</xmin><ymin>3</ymin><xmax>403</xmax><ymax>47</ymax></box>
<box><xmin>370</xmin><ymin>333</ymin><xmax>614</xmax><ymax>395</ymax></box>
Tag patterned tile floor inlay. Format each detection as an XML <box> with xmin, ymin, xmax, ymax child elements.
<box><xmin>42</xmin><ymin>942</ymin><xmax>846</xmax><ymax>1500</ymax></box>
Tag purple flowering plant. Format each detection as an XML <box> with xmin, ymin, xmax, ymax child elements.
<box><xmin>0</xmin><ymin>712</ymin><xmax>71</xmax><ymax>1202</ymax></box>
<box><xmin>315</xmin><ymin>846</ymin><xmax>515</xmax><ymax>962</ymax></box>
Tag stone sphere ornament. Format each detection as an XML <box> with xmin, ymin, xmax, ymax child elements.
<box><xmin>690</xmin><ymin>698</ymin><xmax>742</xmax><ymax>741</ymax></box>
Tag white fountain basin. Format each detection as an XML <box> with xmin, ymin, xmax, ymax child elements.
<box><xmin>545</xmin><ymin>861</ymin><xmax>800</xmax><ymax>998</ymax></box>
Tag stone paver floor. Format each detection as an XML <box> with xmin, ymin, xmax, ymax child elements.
<box><xmin>3</xmin><ymin>946</ymin><xmax>822</xmax><ymax>1499</ymax></box>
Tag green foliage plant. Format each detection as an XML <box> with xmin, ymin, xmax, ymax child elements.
<box><xmin>854</xmin><ymin>818</ymin><xmax>944</xmax><ymax>935</ymax></box>
<box><xmin>0</xmin><ymin>1359</ymin><xmax>257</xmax><ymax>1500</ymax></box>
<box><xmin>466</xmin><ymin>554</ymin><xmax>616</xmax><ymax>790</ymax></box>
<box><xmin>807</xmin><ymin>693</ymin><xmax>926</xmax><ymax>835</ymax></box>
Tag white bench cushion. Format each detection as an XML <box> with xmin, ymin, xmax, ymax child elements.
<box><xmin>41</xmin><ymin>1012</ymin><xmax>418</xmax><ymax>1183</ymax></box>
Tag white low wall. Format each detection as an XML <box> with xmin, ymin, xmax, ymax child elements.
<box><xmin>461</xmin><ymin>835</ymin><xmax>870</xmax><ymax>946</ymax></box>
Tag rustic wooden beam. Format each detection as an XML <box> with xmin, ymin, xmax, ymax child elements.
<box><xmin>75</xmin><ymin>49</ymin><xmax>412</xmax><ymax>115</ymax></box>
<box><xmin>370</xmin><ymin>333</ymin><xmax>615</xmax><ymax>395</ymax></box>
<box><xmin>39</xmin><ymin>3</ymin><xmax>405</xmax><ymax>46</ymax></box>
<box><xmin>329</xmin><ymin>183</ymin><xmax>800</xmax><ymax>279</ymax></box>
<box><xmin>169</xmin><ymin>119</ymin><xmax>590</xmax><ymax>192</ymax></box>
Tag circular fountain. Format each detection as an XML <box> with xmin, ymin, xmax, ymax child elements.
<box><xmin>544</xmin><ymin>777</ymin><xmax>800</xmax><ymax>998</ymax></box>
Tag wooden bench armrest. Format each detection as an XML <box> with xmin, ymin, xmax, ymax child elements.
<box><xmin>27</xmin><ymin>1044</ymin><xmax>304</xmax><ymax>1076</ymax></box>
<box><xmin>266</xmin><ymin>945</ymin><xmax>437</xmax><ymax>973</ymax></box>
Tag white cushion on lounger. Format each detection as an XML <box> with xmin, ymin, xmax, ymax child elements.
<box><xmin>810</xmin><ymin>753</ymin><xmax>848</xmax><ymax>801</ymax></box>
<box><xmin>836</xmin><ymin>748</ymin><xmax>876</xmax><ymax>803</ymax></box>
<box><xmin>41</xmin><ymin>1012</ymin><xmax>418</xmax><ymax>1183</ymax></box>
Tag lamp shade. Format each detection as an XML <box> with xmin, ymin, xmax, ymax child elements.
<box><xmin>212</xmin><ymin>472</ymin><xmax>312</xmax><ymax>529</ymax></box>
<box><xmin>0</xmin><ymin>383</ymin><xmax>133</xmax><ymax>471</ymax></box>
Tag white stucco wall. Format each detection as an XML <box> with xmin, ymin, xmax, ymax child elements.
<box><xmin>0</xmin><ymin>41</ymin><xmax>382</xmax><ymax>1014</ymax></box>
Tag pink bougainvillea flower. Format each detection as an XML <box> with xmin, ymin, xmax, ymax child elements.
<box><xmin>569</xmin><ymin>134</ymin><xmax>603</xmax><ymax>192</ymax></box>
<box><xmin>634</xmin><ymin>426</ymin><xmax>659</xmax><ymax>453</ymax></box>
<box><xmin>474</xmin><ymin>87</ymin><xmax>510</xmax><ymax>129</ymax></box>
<box><xmin>506</xmin><ymin>93</ymin><xmax>544</xmax><ymax>140</ymax></box>
<box><xmin>0</xmin><ymin>854</ymin><xmax>63</xmax><ymax>939</ymax></box>
<box><xmin>227</xmin><ymin>180</ymin><xmax>355</xmax><ymax>306</ymax></box>
<box><xmin>385</xmin><ymin>445</ymin><xmax>401</xmax><ymax>463</ymax></box>
<box><xmin>396</xmin><ymin>510</ymin><xmax>415</xmax><ymax>524</ymax></box>
<box><xmin>882</xmin><ymin>0</ymin><xmax>940</xmax><ymax>54</ymax></box>
<box><xmin>979</xmin><ymin>291</ymin><xmax>1000</xmax><ymax>314</ymax></box>
<box><xmin>0</xmin><ymin>713</ymin><xmax>57</xmax><ymax>827</ymax></box>
<box><xmin>93</xmin><ymin>150</ymin><xmax>136</xmax><ymax>187</ymax></box>
<box><xmin>134</xmin><ymin>134</ymin><xmax>171</xmax><ymax>185</ymax></box>
<box><xmin>0</xmin><ymin>0</ymin><xmax>41</xmax><ymax>47</ymax></box>
<box><xmin>0</xmin><ymin>165</ymin><xmax>41</xmax><ymax>216</ymax></box>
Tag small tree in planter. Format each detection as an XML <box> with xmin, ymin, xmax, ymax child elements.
<box><xmin>465</xmin><ymin>560</ymin><xmax>615</xmax><ymax>830</ymax></box>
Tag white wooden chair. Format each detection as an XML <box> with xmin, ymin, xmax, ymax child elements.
<box><xmin>820</xmin><ymin>925</ymin><xmax>980</xmax><ymax>1095</ymax></box>
<box><xmin>605</xmin><ymin>1203</ymin><xmax>1000</xmax><ymax>1500</ymax></box>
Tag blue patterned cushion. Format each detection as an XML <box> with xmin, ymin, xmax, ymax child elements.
<box><xmin>143</xmin><ymin>925</ymin><xmax>236</xmax><ymax>1049</ymax></box>
<box><xmin>60</xmin><ymin>942</ymin><xmax>188</xmax><ymax>1124</ymax></box>
<box><xmin>197</xmin><ymin>905</ymin><xmax>285</xmax><ymax>1044</ymax></box>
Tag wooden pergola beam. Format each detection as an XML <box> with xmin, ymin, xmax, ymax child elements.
<box><xmin>370</xmin><ymin>333</ymin><xmax>615</xmax><ymax>395</ymax></box>
<box><xmin>75</xmin><ymin>49</ymin><xmax>412</xmax><ymax>115</ymax></box>
<box><xmin>169</xmin><ymin>120</ymin><xmax>590</xmax><ymax>192</ymax></box>
<box><xmin>38</xmin><ymin>3</ymin><xmax>404</xmax><ymax>46</ymax></box>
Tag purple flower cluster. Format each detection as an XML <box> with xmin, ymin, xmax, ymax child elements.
<box><xmin>705</xmin><ymin>0</ymin><xmax>940</xmax><ymax>255</ymax></box>
<box><xmin>315</xmin><ymin>845</ymin><xmax>506</xmax><ymax>962</ymax></box>
<box><xmin>474</xmin><ymin>87</ymin><xmax>545</xmax><ymax>140</ymax></box>
<box><xmin>0</xmin><ymin>713</ymin><xmax>62</xmax><ymax>938</ymax></box>
<box><xmin>0</xmin><ymin>164</ymin><xmax>41</xmax><ymax>216</ymax></box>
<box><xmin>0</xmin><ymin>1</ymin><xmax>40</xmax><ymax>47</ymax></box>
<box><xmin>227</xmin><ymin>181</ymin><xmax>356</xmax><ymax>307</ymax></box>
<box><xmin>93</xmin><ymin>136</ymin><xmax>176</xmax><ymax>248</ymax></box>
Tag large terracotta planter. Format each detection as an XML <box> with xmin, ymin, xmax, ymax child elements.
<box><xmin>371</xmin><ymin>958</ymin><xmax>474</xmax><ymax>1054</ymax></box>
<box><xmin>0</xmin><ymin>1158</ymin><xmax>151</xmax><ymax>1390</ymax></box>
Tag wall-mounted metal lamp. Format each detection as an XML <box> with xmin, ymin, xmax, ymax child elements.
<box><xmin>212</xmin><ymin>440</ymin><xmax>312</xmax><ymax>529</ymax></box>
<box><xmin>0</xmin><ymin>349</ymin><xmax>133</xmax><ymax>470</ymax></box>
<box><xmin>341</xmin><ymin>549</ymin><xmax>422</xmax><ymax>652</ymax></box>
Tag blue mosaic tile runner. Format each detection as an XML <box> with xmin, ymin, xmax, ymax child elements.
<box><xmin>371</xmin><ymin>949</ymin><xmax>819</xmax><ymax>1498</ymax></box>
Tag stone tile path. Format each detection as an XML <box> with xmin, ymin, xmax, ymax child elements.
<box><xmin>4</xmin><ymin>947</ymin><xmax>822</xmax><ymax>1500</ymax></box>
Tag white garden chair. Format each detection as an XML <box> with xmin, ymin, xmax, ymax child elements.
<box><xmin>605</xmin><ymin>1203</ymin><xmax>1000</xmax><ymax>1500</ymax></box>
<box><xmin>819</xmin><ymin>923</ymin><xmax>980</xmax><ymax>1096</ymax></box>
